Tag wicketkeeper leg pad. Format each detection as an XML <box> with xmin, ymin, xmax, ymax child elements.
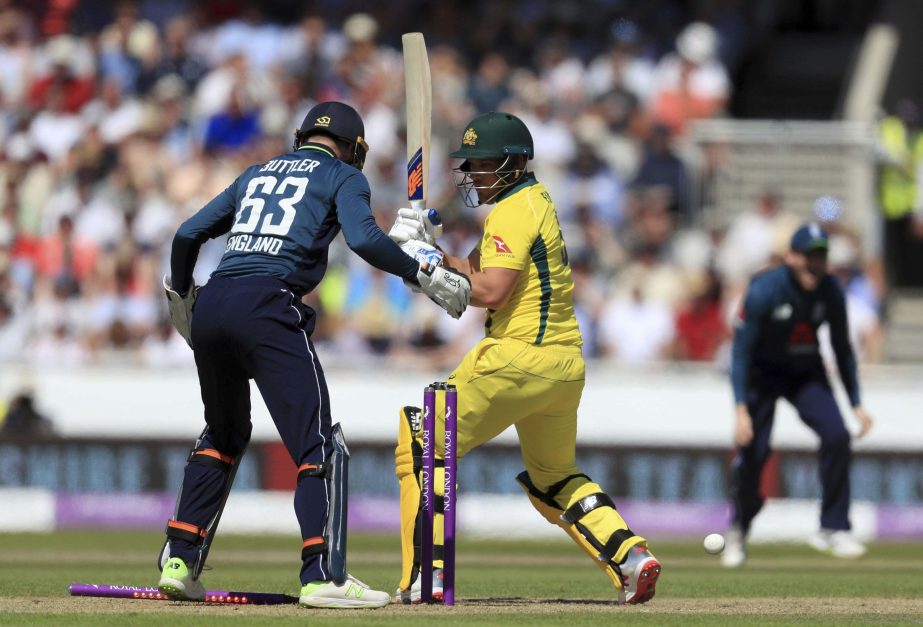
<box><xmin>296</xmin><ymin>423</ymin><xmax>350</xmax><ymax>585</ymax></box>
<box><xmin>517</xmin><ymin>471</ymin><xmax>646</xmax><ymax>591</ymax></box>
<box><xmin>159</xmin><ymin>434</ymin><xmax>242</xmax><ymax>578</ymax></box>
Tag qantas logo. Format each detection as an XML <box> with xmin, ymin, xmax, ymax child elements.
<box><xmin>493</xmin><ymin>236</ymin><xmax>511</xmax><ymax>254</ymax></box>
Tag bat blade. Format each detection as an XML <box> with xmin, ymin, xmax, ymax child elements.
<box><xmin>402</xmin><ymin>32</ymin><xmax>432</xmax><ymax>213</ymax></box>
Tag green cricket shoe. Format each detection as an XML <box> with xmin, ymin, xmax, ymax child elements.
<box><xmin>158</xmin><ymin>557</ymin><xmax>206</xmax><ymax>601</ymax></box>
<box><xmin>300</xmin><ymin>575</ymin><xmax>391</xmax><ymax>609</ymax></box>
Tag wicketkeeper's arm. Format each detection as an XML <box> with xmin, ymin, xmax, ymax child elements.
<box><xmin>170</xmin><ymin>182</ymin><xmax>239</xmax><ymax>295</ymax></box>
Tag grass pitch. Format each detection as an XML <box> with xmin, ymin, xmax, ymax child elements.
<box><xmin>0</xmin><ymin>531</ymin><xmax>920</xmax><ymax>625</ymax></box>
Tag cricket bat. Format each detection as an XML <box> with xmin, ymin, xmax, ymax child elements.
<box><xmin>402</xmin><ymin>32</ymin><xmax>432</xmax><ymax>219</ymax></box>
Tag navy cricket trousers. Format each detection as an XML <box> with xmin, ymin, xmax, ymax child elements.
<box><xmin>730</xmin><ymin>371</ymin><xmax>853</xmax><ymax>533</ymax></box>
<box><xmin>170</xmin><ymin>275</ymin><xmax>335</xmax><ymax>584</ymax></box>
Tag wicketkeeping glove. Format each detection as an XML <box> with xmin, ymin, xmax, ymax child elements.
<box><xmin>413</xmin><ymin>263</ymin><xmax>471</xmax><ymax>319</ymax></box>
<box><xmin>163</xmin><ymin>275</ymin><xmax>199</xmax><ymax>348</ymax></box>
<box><xmin>387</xmin><ymin>207</ymin><xmax>442</xmax><ymax>245</ymax></box>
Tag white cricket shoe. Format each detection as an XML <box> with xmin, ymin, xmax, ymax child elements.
<box><xmin>720</xmin><ymin>526</ymin><xmax>747</xmax><ymax>568</ymax></box>
<box><xmin>394</xmin><ymin>568</ymin><xmax>443</xmax><ymax>604</ymax></box>
<box><xmin>808</xmin><ymin>529</ymin><xmax>867</xmax><ymax>559</ymax></box>
<box><xmin>158</xmin><ymin>557</ymin><xmax>206</xmax><ymax>601</ymax></box>
<box><xmin>619</xmin><ymin>545</ymin><xmax>661</xmax><ymax>604</ymax></box>
<box><xmin>299</xmin><ymin>574</ymin><xmax>391</xmax><ymax>608</ymax></box>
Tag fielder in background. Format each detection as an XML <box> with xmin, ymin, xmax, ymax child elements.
<box><xmin>158</xmin><ymin>101</ymin><xmax>470</xmax><ymax>608</ymax></box>
<box><xmin>723</xmin><ymin>222</ymin><xmax>874</xmax><ymax>567</ymax></box>
<box><xmin>389</xmin><ymin>112</ymin><xmax>661</xmax><ymax>604</ymax></box>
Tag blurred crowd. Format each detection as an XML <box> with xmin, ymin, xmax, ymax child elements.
<box><xmin>0</xmin><ymin>0</ymin><xmax>885</xmax><ymax>374</ymax></box>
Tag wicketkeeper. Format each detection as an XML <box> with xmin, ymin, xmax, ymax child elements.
<box><xmin>389</xmin><ymin>112</ymin><xmax>662</xmax><ymax>604</ymax></box>
<box><xmin>157</xmin><ymin>101</ymin><xmax>470</xmax><ymax>608</ymax></box>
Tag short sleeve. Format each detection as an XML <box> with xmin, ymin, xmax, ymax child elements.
<box><xmin>478</xmin><ymin>207</ymin><xmax>537</xmax><ymax>271</ymax></box>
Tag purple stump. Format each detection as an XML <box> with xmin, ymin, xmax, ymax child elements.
<box><xmin>443</xmin><ymin>385</ymin><xmax>457</xmax><ymax>605</ymax></box>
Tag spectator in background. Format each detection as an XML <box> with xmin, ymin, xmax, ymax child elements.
<box><xmin>673</xmin><ymin>268</ymin><xmax>727</xmax><ymax>361</ymax></box>
<box><xmin>342</xmin><ymin>266</ymin><xmax>411</xmax><ymax>355</ymax></box>
<box><xmin>0</xmin><ymin>389</ymin><xmax>54</xmax><ymax>436</ymax></box>
<box><xmin>819</xmin><ymin>235</ymin><xmax>882</xmax><ymax>364</ymax></box>
<box><xmin>27</xmin><ymin>34</ymin><xmax>94</xmax><ymax>113</ymax></box>
<box><xmin>598</xmin><ymin>282</ymin><xmax>675</xmax><ymax>364</ymax></box>
<box><xmin>97</xmin><ymin>0</ymin><xmax>159</xmax><ymax>95</ymax></box>
<box><xmin>203</xmin><ymin>85</ymin><xmax>260</xmax><ymax>154</ymax></box>
<box><xmin>0</xmin><ymin>291</ymin><xmax>29</xmax><ymax>361</ymax></box>
<box><xmin>716</xmin><ymin>190</ymin><xmax>799</xmax><ymax>289</ymax></box>
<box><xmin>468</xmin><ymin>52</ymin><xmax>511</xmax><ymax>112</ymax></box>
<box><xmin>558</xmin><ymin>142</ymin><xmax>626</xmax><ymax>231</ymax></box>
<box><xmin>585</xmin><ymin>18</ymin><xmax>656</xmax><ymax>105</ymax></box>
<box><xmin>28</xmin><ymin>78</ymin><xmax>87</xmax><ymax>163</ymax></box>
<box><xmin>649</xmin><ymin>21</ymin><xmax>729</xmax><ymax>136</ymax></box>
<box><xmin>878</xmin><ymin>99</ymin><xmax>923</xmax><ymax>288</ymax></box>
<box><xmin>35</xmin><ymin>213</ymin><xmax>97</xmax><ymax>286</ymax></box>
<box><xmin>82</xmin><ymin>76</ymin><xmax>145</xmax><ymax>145</ymax></box>
<box><xmin>632</xmin><ymin>124</ymin><xmax>689</xmax><ymax>220</ymax></box>
<box><xmin>0</xmin><ymin>4</ymin><xmax>34</xmax><ymax>109</ymax></box>
<box><xmin>139</xmin><ymin>15</ymin><xmax>207</xmax><ymax>94</ymax></box>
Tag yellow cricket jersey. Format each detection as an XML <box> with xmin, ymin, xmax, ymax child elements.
<box><xmin>478</xmin><ymin>173</ymin><xmax>582</xmax><ymax>347</ymax></box>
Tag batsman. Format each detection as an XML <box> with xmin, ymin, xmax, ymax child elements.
<box><xmin>389</xmin><ymin>112</ymin><xmax>662</xmax><ymax>604</ymax></box>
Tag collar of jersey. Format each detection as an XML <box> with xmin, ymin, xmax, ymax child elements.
<box><xmin>297</xmin><ymin>143</ymin><xmax>336</xmax><ymax>158</ymax></box>
<box><xmin>496</xmin><ymin>171</ymin><xmax>537</xmax><ymax>203</ymax></box>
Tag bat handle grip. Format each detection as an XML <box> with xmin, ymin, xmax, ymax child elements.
<box><xmin>409</xmin><ymin>200</ymin><xmax>443</xmax><ymax>239</ymax></box>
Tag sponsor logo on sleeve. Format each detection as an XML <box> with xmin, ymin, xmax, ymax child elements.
<box><xmin>493</xmin><ymin>235</ymin><xmax>512</xmax><ymax>255</ymax></box>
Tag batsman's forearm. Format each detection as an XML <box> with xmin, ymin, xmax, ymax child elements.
<box><xmin>442</xmin><ymin>253</ymin><xmax>473</xmax><ymax>275</ymax></box>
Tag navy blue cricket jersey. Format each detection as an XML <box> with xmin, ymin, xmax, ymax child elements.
<box><xmin>731</xmin><ymin>266</ymin><xmax>860</xmax><ymax>407</ymax></box>
<box><xmin>170</xmin><ymin>143</ymin><xmax>418</xmax><ymax>296</ymax></box>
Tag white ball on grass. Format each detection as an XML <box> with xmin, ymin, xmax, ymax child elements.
<box><xmin>703</xmin><ymin>533</ymin><xmax>726</xmax><ymax>554</ymax></box>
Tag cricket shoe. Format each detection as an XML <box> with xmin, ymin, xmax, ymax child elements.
<box><xmin>620</xmin><ymin>545</ymin><xmax>661</xmax><ymax>604</ymax></box>
<box><xmin>300</xmin><ymin>575</ymin><xmax>391</xmax><ymax>608</ymax></box>
<box><xmin>394</xmin><ymin>568</ymin><xmax>444</xmax><ymax>604</ymax></box>
<box><xmin>808</xmin><ymin>529</ymin><xmax>867</xmax><ymax>559</ymax></box>
<box><xmin>721</xmin><ymin>526</ymin><xmax>747</xmax><ymax>568</ymax></box>
<box><xmin>158</xmin><ymin>557</ymin><xmax>206</xmax><ymax>601</ymax></box>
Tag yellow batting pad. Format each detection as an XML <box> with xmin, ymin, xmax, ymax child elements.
<box><xmin>395</xmin><ymin>406</ymin><xmax>420</xmax><ymax>592</ymax></box>
<box><xmin>563</xmin><ymin>482</ymin><xmax>645</xmax><ymax>564</ymax></box>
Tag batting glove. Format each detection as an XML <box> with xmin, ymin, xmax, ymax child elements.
<box><xmin>388</xmin><ymin>207</ymin><xmax>442</xmax><ymax>245</ymax></box>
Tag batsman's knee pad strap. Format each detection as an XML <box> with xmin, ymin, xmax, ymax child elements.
<box><xmin>297</xmin><ymin>462</ymin><xmax>330</xmax><ymax>482</ymax></box>
<box><xmin>562</xmin><ymin>492</ymin><xmax>617</xmax><ymax>524</ymax></box>
<box><xmin>516</xmin><ymin>470</ymin><xmax>590</xmax><ymax>510</ymax></box>
<box><xmin>166</xmin><ymin>519</ymin><xmax>207</xmax><ymax>545</ymax></box>
<box><xmin>563</xmin><ymin>493</ymin><xmax>639</xmax><ymax>563</ymax></box>
<box><xmin>301</xmin><ymin>536</ymin><xmax>328</xmax><ymax>560</ymax></box>
<box><xmin>187</xmin><ymin>448</ymin><xmax>236</xmax><ymax>470</ymax></box>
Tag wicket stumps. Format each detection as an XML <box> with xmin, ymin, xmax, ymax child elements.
<box><xmin>421</xmin><ymin>382</ymin><xmax>457</xmax><ymax>605</ymax></box>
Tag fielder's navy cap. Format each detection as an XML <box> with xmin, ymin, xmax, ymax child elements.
<box><xmin>298</xmin><ymin>101</ymin><xmax>365</xmax><ymax>144</ymax></box>
<box><xmin>790</xmin><ymin>223</ymin><xmax>830</xmax><ymax>253</ymax></box>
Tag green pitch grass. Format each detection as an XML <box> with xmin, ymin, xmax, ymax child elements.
<box><xmin>0</xmin><ymin>531</ymin><xmax>920</xmax><ymax>625</ymax></box>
